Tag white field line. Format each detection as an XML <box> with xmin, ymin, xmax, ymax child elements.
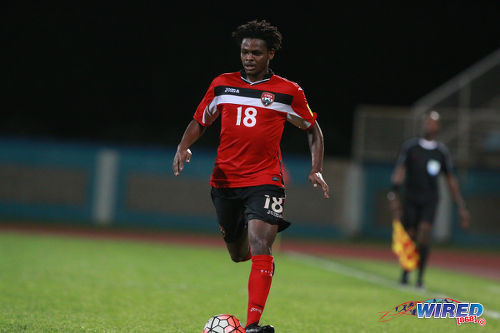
<box><xmin>287</xmin><ymin>251</ymin><xmax>500</xmax><ymax>320</ymax></box>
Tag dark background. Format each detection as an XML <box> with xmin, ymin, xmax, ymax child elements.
<box><xmin>5</xmin><ymin>2</ymin><xmax>500</xmax><ymax>157</ymax></box>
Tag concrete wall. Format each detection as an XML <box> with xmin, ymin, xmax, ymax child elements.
<box><xmin>0</xmin><ymin>139</ymin><xmax>348</xmax><ymax>238</ymax></box>
<box><xmin>1</xmin><ymin>138</ymin><xmax>498</xmax><ymax>245</ymax></box>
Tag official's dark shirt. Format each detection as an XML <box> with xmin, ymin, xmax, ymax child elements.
<box><xmin>395</xmin><ymin>138</ymin><xmax>453</xmax><ymax>202</ymax></box>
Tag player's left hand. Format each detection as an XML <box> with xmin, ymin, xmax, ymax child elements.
<box><xmin>459</xmin><ymin>207</ymin><xmax>470</xmax><ymax>229</ymax></box>
<box><xmin>309</xmin><ymin>171</ymin><xmax>330</xmax><ymax>198</ymax></box>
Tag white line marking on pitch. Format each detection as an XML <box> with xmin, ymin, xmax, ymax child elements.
<box><xmin>287</xmin><ymin>251</ymin><xmax>500</xmax><ymax>320</ymax></box>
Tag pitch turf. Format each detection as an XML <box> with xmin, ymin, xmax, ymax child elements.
<box><xmin>0</xmin><ymin>232</ymin><xmax>499</xmax><ymax>332</ymax></box>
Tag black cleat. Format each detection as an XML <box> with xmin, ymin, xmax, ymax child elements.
<box><xmin>245</xmin><ymin>323</ymin><xmax>275</xmax><ymax>333</ymax></box>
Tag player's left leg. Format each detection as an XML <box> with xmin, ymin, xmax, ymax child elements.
<box><xmin>242</xmin><ymin>185</ymin><xmax>287</xmax><ymax>332</ymax></box>
<box><xmin>415</xmin><ymin>198</ymin><xmax>438</xmax><ymax>288</ymax></box>
<box><xmin>416</xmin><ymin>221</ymin><xmax>432</xmax><ymax>288</ymax></box>
<box><xmin>245</xmin><ymin>219</ymin><xmax>277</xmax><ymax>332</ymax></box>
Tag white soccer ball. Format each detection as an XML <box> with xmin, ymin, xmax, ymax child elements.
<box><xmin>202</xmin><ymin>314</ymin><xmax>244</xmax><ymax>333</ymax></box>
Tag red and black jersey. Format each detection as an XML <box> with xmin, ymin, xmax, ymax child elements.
<box><xmin>193</xmin><ymin>70</ymin><xmax>317</xmax><ymax>188</ymax></box>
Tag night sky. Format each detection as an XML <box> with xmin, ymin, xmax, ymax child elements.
<box><xmin>5</xmin><ymin>2</ymin><xmax>500</xmax><ymax>156</ymax></box>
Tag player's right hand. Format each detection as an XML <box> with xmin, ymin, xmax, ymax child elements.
<box><xmin>172</xmin><ymin>147</ymin><xmax>192</xmax><ymax>176</ymax></box>
<box><xmin>387</xmin><ymin>193</ymin><xmax>402</xmax><ymax>221</ymax></box>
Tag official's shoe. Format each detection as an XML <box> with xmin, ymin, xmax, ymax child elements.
<box><xmin>245</xmin><ymin>323</ymin><xmax>275</xmax><ymax>333</ymax></box>
<box><xmin>415</xmin><ymin>280</ymin><xmax>425</xmax><ymax>290</ymax></box>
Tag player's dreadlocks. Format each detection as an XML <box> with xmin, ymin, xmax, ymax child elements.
<box><xmin>232</xmin><ymin>19</ymin><xmax>282</xmax><ymax>52</ymax></box>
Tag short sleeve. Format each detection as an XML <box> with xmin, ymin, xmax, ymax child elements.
<box><xmin>286</xmin><ymin>84</ymin><xmax>317</xmax><ymax>130</ymax></box>
<box><xmin>438</xmin><ymin>143</ymin><xmax>454</xmax><ymax>174</ymax></box>
<box><xmin>395</xmin><ymin>139</ymin><xmax>414</xmax><ymax>166</ymax></box>
<box><xmin>193</xmin><ymin>79</ymin><xmax>220</xmax><ymax>127</ymax></box>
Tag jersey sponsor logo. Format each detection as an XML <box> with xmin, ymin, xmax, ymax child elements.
<box><xmin>267</xmin><ymin>210</ymin><xmax>283</xmax><ymax>219</ymax></box>
<box><xmin>261</xmin><ymin>92</ymin><xmax>275</xmax><ymax>106</ymax></box>
<box><xmin>426</xmin><ymin>159</ymin><xmax>441</xmax><ymax>176</ymax></box>
<box><xmin>224</xmin><ymin>87</ymin><xmax>240</xmax><ymax>94</ymax></box>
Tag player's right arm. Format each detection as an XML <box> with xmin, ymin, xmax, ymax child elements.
<box><xmin>172</xmin><ymin>120</ymin><xmax>206</xmax><ymax>176</ymax></box>
<box><xmin>388</xmin><ymin>142</ymin><xmax>408</xmax><ymax>220</ymax></box>
<box><xmin>173</xmin><ymin>78</ymin><xmax>219</xmax><ymax>176</ymax></box>
<box><xmin>388</xmin><ymin>164</ymin><xmax>405</xmax><ymax>220</ymax></box>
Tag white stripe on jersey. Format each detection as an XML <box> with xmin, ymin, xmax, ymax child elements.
<box><xmin>204</xmin><ymin>94</ymin><xmax>312</xmax><ymax>129</ymax></box>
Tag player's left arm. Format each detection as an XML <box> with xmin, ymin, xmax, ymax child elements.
<box><xmin>306</xmin><ymin>121</ymin><xmax>329</xmax><ymax>198</ymax></box>
<box><xmin>440</xmin><ymin>143</ymin><xmax>470</xmax><ymax>228</ymax></box>
<box><xmin>445</xmin><ymin>173</ymin><xmax>470</xmax><ymax>228</ymax></box>
<box><xmin>388</xmin><ymin>164</ymin><xmax>405</xmax><ymax>221</ymax></box>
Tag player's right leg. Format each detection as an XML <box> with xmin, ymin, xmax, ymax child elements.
<box><xmin>225</xmin><ymin>227</ymin><xmax>251</xmax><ymax>262</ymax></box>
<box><xmin>211</xmin><ymin>187</ymin><xmax>251</xmax><ymax>262</ymax></box>
<box><xmin>400</xmin><ymin>199</ymin><xmax>419</xmax><ymax>285</ymax></box>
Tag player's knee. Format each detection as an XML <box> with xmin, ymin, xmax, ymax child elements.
<box><xmin>249</xmin><ymin>238</ymin><xmax>272</xmax><ymax>255</ymax></box>
<box><xmin>230</xmin><ymin>255</ymin><xmax>243</xmax><ymax>263</ymax></box>
<box><xmin>228</xmin><ymin>249</ymin><xmax>251</xmax><ymax>263</ymax></box>
<box><xmin>229</xmin><ymin>253</ymin><xmax>246</xmax><ymax>263</ymax></box>
<box><xmin>418</xmin><ymin>222</ymin><xmax>432</xmax><ymax>244</ymax></box>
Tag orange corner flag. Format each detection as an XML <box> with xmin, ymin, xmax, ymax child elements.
<box><xmin>392</xmin><ymin>220</ymin><xmax>419</xmax><ymax>271</ymax></box>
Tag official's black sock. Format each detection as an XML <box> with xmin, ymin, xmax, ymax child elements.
<box><xmin>417</xmin><ymin>245</ymin><xmax>429</xmax><ymax>284</ymax></box>
<box><xmin>400</xmin><ymin>270</ymin><xmax>409</xmax><ymax>284</ymax></box>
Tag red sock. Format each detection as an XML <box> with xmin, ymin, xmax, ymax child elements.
<box><xmin>246</xmin><ymin>255</ymin><xmax>274</xmax><ymax>327</ymax></box>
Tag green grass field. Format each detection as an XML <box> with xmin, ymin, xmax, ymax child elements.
<box><xmin>0</xmin><ymin>232</ymin><xmax>499</xmax><ymax>332</ymax></box>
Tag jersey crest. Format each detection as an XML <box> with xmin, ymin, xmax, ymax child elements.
<box><xmin>426</xmin><ymin>159</ymin><xmax>441</xmax><ymax>176</ymax></box>
<box><xmin>261</xmin><ymin>92</ymin><xmax>275</xmax><ymax>106</ymax></box>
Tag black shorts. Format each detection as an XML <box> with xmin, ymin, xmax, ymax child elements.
<box><xmin>402</xmin><ymin>198</ymin><xmax>438</xmax><ymax>230</ymax></box>
<box><xmin>210</xmin><ymin>185</ymin><xmax>291</xmax><ymax>243</ymax></box>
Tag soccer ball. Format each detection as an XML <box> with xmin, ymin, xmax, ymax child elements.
<box><xmin>203</xmin><ymin>314</ymin><xmax>245</xmax><ymax>333</ymax></box>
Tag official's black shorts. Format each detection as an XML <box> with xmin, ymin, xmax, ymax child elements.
<box><xmin>210</xmin><ymin>185</ymin><xmax>291</xmax><ymax>243</ymax></box>
<box><xmin>402</xmin><ymin>198</ymin><xmax>438</xmax><ymax>230</ymax></box>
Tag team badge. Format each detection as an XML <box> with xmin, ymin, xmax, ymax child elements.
<box><xmin>427</xmin><ymin>159</ymin><xmax>441</xmax><ymax>176</ymax></box>
<box><xmin>261</xmin><ymin>92</ymin><xmax>275</xmax><ymax>106</ymax></box>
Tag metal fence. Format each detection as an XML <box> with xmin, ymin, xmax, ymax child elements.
<box><xmin>351</xmin><ymin>48</ymin><xmax>500</xmax><ymax>245</ymax></box>
<box><xmin>354</xmin><ymin>47</ymin><xmax>500</xmax><ymax>169</ymax></box>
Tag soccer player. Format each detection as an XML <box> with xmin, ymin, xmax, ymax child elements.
<box><xmin>172</xmin><ymin>20</ymin><xmax>329</xmax><ymax>333</ymax></box>
<box><xmin>388</xmin><ymin>110</ymin><xmax>470</xmax><ymax>289</ymax></box>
